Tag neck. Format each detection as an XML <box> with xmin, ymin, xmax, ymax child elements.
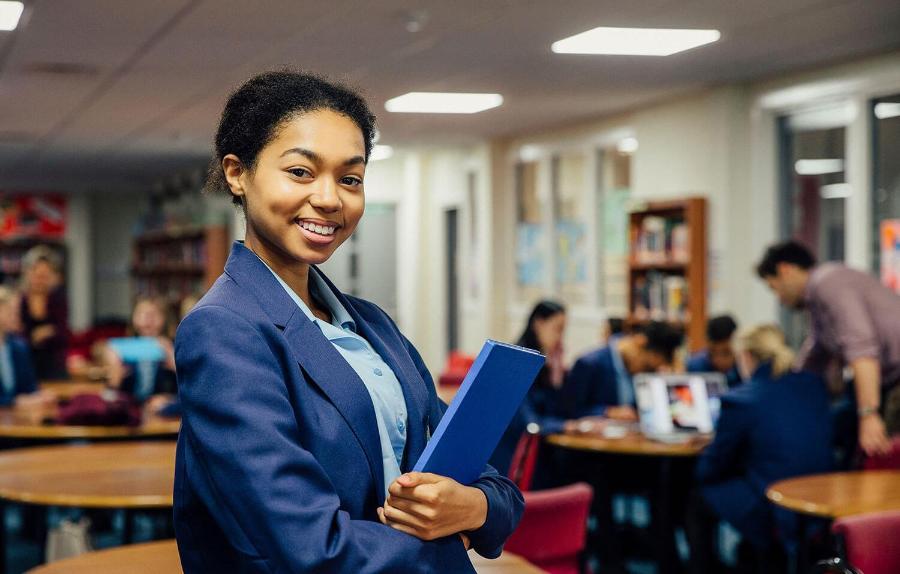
<box><xmin>245</xmin><ymin>228</ymin><xmax>314</xmax><ymax>310</ymax></box>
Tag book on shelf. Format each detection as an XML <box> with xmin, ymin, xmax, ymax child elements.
<box><xmin>631</xmin><ymin>271</ymin><xmax>688</xmax><ymax>323</ymax></box>
<box><xmin>633</xmin><ymin>216</ymin><xmax>689</xmax><ymax>264</ymax></box>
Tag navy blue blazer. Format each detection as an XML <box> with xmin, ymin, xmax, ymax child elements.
<box><xmin>695</xmin><ymin>365</ymin><xmax>833</xmax><ymax>546</ymax></box>
<box><xmin>0</xmin><ymin>335</ymin><xmax>37</xmax><ymax>406</ymax></box>
<box><xmin>686</xmin><ymin>350</ymin><xmax>743</xmax><ymax>388</ymax></box>
<box><xmin>560</xmin><ymin>346</ymin><xmax>627</xmax><ymax>419</ymax></box>
<box><xmin>174</xmin><ymin>242</ymin><xmax>523</xmax><ymax>573</ymax></box>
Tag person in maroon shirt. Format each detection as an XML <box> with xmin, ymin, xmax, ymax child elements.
<box><xmin>757</xmin><ymin>240</ymin><xmax>900</xmax><ymax>456</ymax></box>
<box><xmin>19</xmin><ymin>246</ymin><xmax>69</xmax><ymax>380</ymax></box>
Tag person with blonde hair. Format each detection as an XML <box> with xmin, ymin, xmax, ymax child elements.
<box><xmin>686</xmin><ymin>324</ymin><xmax>834</xmax><ymax>573</ymax></box>
<box><xmin>0</xmin><ymin>286</ymin><xmax>38</xmax><ymax>404</ymax></box>
<box><xmin>19</xmin><ymin>245</ymin><xmax>69</xmax><ymax>379</ymax></box>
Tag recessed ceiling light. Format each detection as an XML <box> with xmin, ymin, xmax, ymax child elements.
<box><xmin>385</xmin><ymin>92</ymin><xmax>503</xmax><ymax>114</ymax></box>
<box><xmin>0</xmin><ymin>1</ymin><xmax>24</xmax><ymax>31</ymax></box>
<box><xmin>820</xmin><ymin>183</ymin><xmax>851</xmax><ymax>199</ymax></box>
<box><xmin>875</xmin><ymin>102</ymin><xmax>900</xmax><ymax>120</ymax></box>
<box><xmin>795</xmin><ymin>159</ymin><xmax>844</xmax><ymax>175</ymax></box>
<box><xmin>552</xmin><ymin>26</ymin><xmax>720</xmax><ymax>56</ymax></box>
<box><xmin>369</xmin><ymin>145</ymin><xmax>394</xmax><ymax>162</ymax></box>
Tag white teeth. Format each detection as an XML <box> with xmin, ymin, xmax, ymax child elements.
<box><xmin>298</xmin><ymin>221</ymin><xmax>336</xmax><ymax>236</ymax></box>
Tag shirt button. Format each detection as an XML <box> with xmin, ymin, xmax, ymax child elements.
<box><xmin>397</xmin><ymin>418</ymin><xmax>405</xmax><ymax>433</ymax></box>
<box><xmin>374</xmin><ymin>368</ymin><xmax>383</xmax><ymax>377</ymax></box>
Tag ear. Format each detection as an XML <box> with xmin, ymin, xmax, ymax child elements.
<box><xmin>222</xmin><ymin>154</ymin><xmax>248</xmax><ymax>201</ymax></box>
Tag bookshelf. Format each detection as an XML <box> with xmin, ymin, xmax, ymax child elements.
<box><xmin>131</xmin><ymin>226</ymin><xmax>229</xmax><ymax>314</ymax></box>
<box><xmin>0</xmin><ymin>238</ymin><xmax>67</xmax><ymax>286</ymax></box>
<box><xmin>627</xmin><ymin>198</ymin><xmax>707</xmax><ymax>352</ymax></box>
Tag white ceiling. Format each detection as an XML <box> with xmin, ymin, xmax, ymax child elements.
<box><xmin>1</xmin><ymin>0</ymin><xmax>899</xmax><ymax>191</ymax></box>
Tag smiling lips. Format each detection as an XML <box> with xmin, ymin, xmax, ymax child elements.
<box><xmin>296</xmin><ymin>218</ymin><xmax>340</xmax><ymax>245</ymax></box>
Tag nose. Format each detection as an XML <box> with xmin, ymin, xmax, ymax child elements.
<box><xmin>309</xmin><ymin>178</ymin><xmax>342</xmax><ymax>212</ymax></box>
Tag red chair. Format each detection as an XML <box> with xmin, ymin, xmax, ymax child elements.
<box><xmin>863</xmin><ymin>436</ymin><xmax>900</xmax><ymax>470</ymax></box>
<box><xmin>508</xmin><ymin>425</ymin><xmax>542</xmax><ymax>491</ymax></box>
<box><xmin>831</xmin><ymin>510</ymin><xmax>900</xmax><ymax>574</ymax></box>
<box><xmin>437</xmin><ymin>351</ymin><xmax>476</xmax><ymax>388</ymax></box>
<box><xmin>504</xmin><ymin>482</ymin><xmax>594</xmax><ymax>574</ymax></box>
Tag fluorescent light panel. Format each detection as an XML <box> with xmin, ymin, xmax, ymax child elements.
<box><xmin>552</xmin><ymin>26</ymin><xmax>720</xmax><ymax>56</ymax></box>
<box><xmin>795</xmin><ymin>159</ymin><xmax>844</xmax><ymax>176</ymax></box>
<box><xmin>369</xmin><ymin>145</ymin><xmax>394</xmax><ymax>162</ymax></box>
<box><xmin>385</xmin><ymin>92</ymin><xmax>503</xmax><ymax>114</ymax></box>
<box><xmin>617</xmin><ymin>137</ymin><xmax>639</xmax><ymax>154</ymax></box>
<box><xmin>875</xmin><ymin>102</ymin><xmax>900</xmax><ymax>120</ymax></box>
<box><xmin>0</xmin><ymin>1</ymin><xmax>24</xmax><ymax>31</ymax></box>
<box><xmin>820</xmin><ymin>183</ymin><xmax>851</xmax><ymax>200</ymax></box>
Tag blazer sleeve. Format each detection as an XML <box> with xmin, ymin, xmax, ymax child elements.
<box><xmin>694</xmin><ymin>394</ymin><xmax>752</xmax><ymax>484</ymax></box>
<box><xmin>401</xmin><ymin>335</ymin><xmax>525</xmax><ymax>559</ymax></box>
<box><xmin>176</xmin><ymin>305</ymin><xmax>473</xmax><ymax>573</ymax></box>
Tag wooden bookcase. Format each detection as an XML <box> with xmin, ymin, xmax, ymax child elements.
<box><xmin>0</xmin><ymin>238</ymin><xmax>67</xmax><ymax>286</ymax></box>
<box><xmin>131</xmin><ymin>225</ymin><xmax>229</xmax><ymax>315</ymax></box>
<box><xmin>627</xmin><ymin>198</ymin><xmax>707</xmax><ymax>353</ymax></box>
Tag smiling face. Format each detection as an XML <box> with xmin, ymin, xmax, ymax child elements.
<box><xmin>225</xmin><ymin>109</ymin><xmax>366</xmax><ymax>272</ymax></box>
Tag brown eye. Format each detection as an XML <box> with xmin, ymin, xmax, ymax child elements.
<box><xmin>341</xmin><ymin>176</ymin><xmax>363</xmax><ymax>186</ymax></box>
<box><xmin>288</xmin><ymin>168</ymin><xmax>311</xmax><ymax>178</ymax></box>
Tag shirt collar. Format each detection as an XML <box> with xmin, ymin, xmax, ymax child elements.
<box><xmin>609</xmin><ymin>339</ymin><xmax>630</xmax><ymax>382</ymax></box>
<box><xmin>253</xmin><ymin>252</ymin><xmax>356</xmax><ymax>332</ymax></box>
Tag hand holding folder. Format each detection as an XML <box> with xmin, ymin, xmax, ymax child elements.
<box><xmin>413</xmin><ymin>340</ymin><xmax>545</xmax><ymax>485</ymax></box>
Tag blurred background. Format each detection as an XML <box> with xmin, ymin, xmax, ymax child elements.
<box><xmin>0</xmin><ymin>1</ymin><xmax>900</xmax><ymax>573</ymax></box>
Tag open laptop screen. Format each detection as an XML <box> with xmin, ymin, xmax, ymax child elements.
<box><xmin>634</xmin><ymin>373</ymin><xmax>727</xmax><ymax>437</ymax></box>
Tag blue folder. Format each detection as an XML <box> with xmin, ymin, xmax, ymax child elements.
<box><xmin>413</xmin><ymin>340</ymin><xmax>545</xmax><ymax>485</ymax></box>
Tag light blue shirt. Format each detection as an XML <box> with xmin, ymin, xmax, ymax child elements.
<box><xmin>0</xmin><ymin>338</ymin><xmax>14</xmax><ymax>397</ymax></box>
<box><xmin>609</xmin><ymin>340</ymin><xmax>634</xmax><ymax>406</ymax></box>
<box><xmin>261</xmin><ymin>259</ymin><xmax>408</xmax><ymax>495</ymax></box>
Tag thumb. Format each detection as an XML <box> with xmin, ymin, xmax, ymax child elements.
<box><xmin>396</xmin><ymin>472</ymin><xmax>440</xmax><ymax>487</ymax></box>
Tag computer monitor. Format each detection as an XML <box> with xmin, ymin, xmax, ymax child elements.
<box><xmin>634</xmin><ymin>373</ymin><xmax>728</xmax><ymax>438</ymax></box>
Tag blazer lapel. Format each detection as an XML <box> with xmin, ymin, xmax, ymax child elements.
<box><xmin>312</xmin><ymin>268</ymin><xmax>429</xmax><ymax>471</ymax></box>
<box><xmin>224</xmin><ymin>243</ymin><xmax>386</xmax><ymax>502</ymax></box>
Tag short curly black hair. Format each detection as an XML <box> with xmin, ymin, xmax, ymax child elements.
<box><xmin>755</xmin><ymin>240</ymin><xmax>816</xmax><ymax>278</ymax></box>
<box><xmin>206</xmin><ymin>70</ymin><xmax>377</xmax><ymax>205</ymax></box>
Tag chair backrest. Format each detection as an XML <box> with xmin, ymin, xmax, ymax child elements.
<box><xmin>508</xmin><ymin>426</ymin><xmax>541</xmax><ymax>492</ymax></box>
<box><xmin>504</xmin><ymin>482</ymin><xmax>594</xmax><ymax>574</ymax></box>
<box><xmin>832</xmin><ymin>510</ymin><xmax>900</xmax><ymax>574</ymax></box>
<box><xmin>862</xmin><ymin>436</ymin><xmax>900</xmax><ymax>470</ymax></box>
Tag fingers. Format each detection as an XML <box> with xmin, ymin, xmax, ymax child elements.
<box><xmin>386</xmin><ymin>494</ymin><xmax>437</xmax><ymax>521</ymax></box>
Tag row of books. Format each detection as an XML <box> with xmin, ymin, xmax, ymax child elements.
<box><xmin>632</xmin><ymin>216</ymin><xmax>689</xmax><ymax>264</ymax></box>
<box><xmin>0</xmin><ymin>243</ymin><xmax>65</xmax><ymax>276</ymax></box>
<box><xmin>631</xmin><ymin>271</ymin><xmax>689</xmax><ymax>323</ymax></box>
<box><xmin>135</xmin><ymin>238</ymin><xmax>209</xmax><ymax>269</ymax></box>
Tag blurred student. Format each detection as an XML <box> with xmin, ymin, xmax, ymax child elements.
<box><xmin>603</xmin><ymin>316</ymin><xmax>625</xmax><ymax>344</ymax></box>
<box><xmin>0</xmin><ymin>286</ymin><xmax>38</xmax><ymax>405</ymax></box>
<box><xmin>687</xmin><ymin>314</ymin><xmax>743</xmax><ymax>388</ymax></box>
<box><xmin>757</xmin><ymin>240</ymin><xmax>900</xmax><ymax>456</ymax></box>
<box><xmin>490</xmin><ymin>300</ymin><xmax>567</xmax><ymax>476</ymax></box>
<box><xmin>104</xmin><ymin>297</ymin><xmax>177</xmax><ymax>412</ymax></box>
<box><xmin>686</xmin><ymin>325</ymin><xmax>833</xmax><ymax>574</ymax></box>
<box><xmin>19</xmin><ymin>246</ymin><xmax>69</xmax><ymax>379</ymax></box>
<box><xmin>562</xmin><ymin>321</ymin><xmax>683</xmax><ymax>421</ymax></box>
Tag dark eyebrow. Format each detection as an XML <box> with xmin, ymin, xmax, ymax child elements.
<box><xmin>280</xmin><ymin>147</ymin><xmax>366</xmax><ymax>167</ymax></box>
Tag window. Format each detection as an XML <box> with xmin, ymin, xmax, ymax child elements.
<box><xmin>873</xmin><ymin>94</ymin><xmax>900</xmax><ymax>293</ymax></box>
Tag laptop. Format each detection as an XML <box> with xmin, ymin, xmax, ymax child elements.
<box><xmin>633</xmin><ymin>373</ymin><xmax>727</xmax><ymax>443</ymax></box>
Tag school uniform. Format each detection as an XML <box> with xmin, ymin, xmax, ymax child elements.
<box><xmin>174</xmin><ymin>242</ymin><xmax>523</xmax><ymax>573</ymax></box>
<box><xmin>686</xmin><ymin>350</ymin><xmax>743</xmax><ymax>388</ymax></box>
<box><xmin>560</xmin><ymin>343</ymin><xmax>634</xmax><ymax>419</ymax></box>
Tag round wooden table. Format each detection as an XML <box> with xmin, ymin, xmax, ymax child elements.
<box><xmin>0</xmin><ymin>408</ymin><xmax>180</xmax><ymax>441</ymax></box>
<box><xmin>546</xmin><ymin>431</ymin><xmax>710</xmax><ymax>457</ymax></box>
<box><xmin>0</xmin><ymin>442</ymin><xmax>175</xmax><ymax>508</ymax></box>
<box><xmin>766</xmin><ymin>470</ymin><xmax>900</xmax><ymax>519</ymax></box>
<box><xmin>26</xmin><ymin>540</ymin><xmax>546</xmax><ymax>573</ymax></box>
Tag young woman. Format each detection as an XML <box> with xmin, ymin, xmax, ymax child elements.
<box><xmin>19</xmin><ymin>246</ymin><xmax>69</xmax><ymax>379</ymax></box>
<box><xmin>686</xmin><ymin>324</ymin><xmax>833</xmax><ymax>573</ymax></box>
<box><xmin>174</xmin><ymin>72</ymin><xmax>523</xmax><ymax>573</ymax></box>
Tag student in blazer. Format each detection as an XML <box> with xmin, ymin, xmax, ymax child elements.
<box><xmin>174</xmin><ymin>72</ymin><xmax>523</xmax><ymax>574</ymax></box>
